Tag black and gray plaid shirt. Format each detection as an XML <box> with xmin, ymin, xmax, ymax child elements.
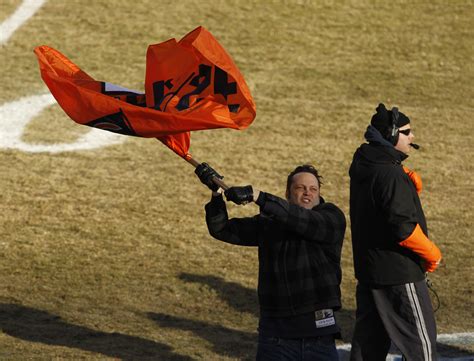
<box><xmin>205</xmin><ymin>192</ymin><xmax>346</xmax><ymax>317</ymax></box>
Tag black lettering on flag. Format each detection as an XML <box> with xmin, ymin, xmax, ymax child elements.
<box><xmin>214</xmin><ymin>66</ymin><xmax>237</xmax><ymax>100</ymax></box>
<box><xmin>176</xmin><ymin>64</ymin><xmax>212</xmax><ymax>111</ymax></box>
<box><xmin>214</xmin><ymin>67</ymin><xmax>240</xmax><ymax>113</ymax></box>
<box><xmin>152</xmin><ymin>64</ymin><xmax>241</xmax><ymax>114</ymax></box>
<box><xmin>152</xmin><ymin>79</ymin><xmax>174</xmax><ymax>111</ymax></box>
<box><xmin>228</xmin><ymin>104</ymin><xmax>240</xmax><ymax>113</ymax></box>
<box><xmin>86</xmin><ymin>109</ymin><xmax>138</xmax><ymax>136</ymax></box>
<box><xmin>125</xmin><ymin>94</ymin><xmax>146</xmax><ymax>107</ymax></box>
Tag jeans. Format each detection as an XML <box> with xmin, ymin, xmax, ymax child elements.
<box><xmin>256</xmin><ymin>334</ymin><xmax>339</xmax><ymax>361</ymax></box>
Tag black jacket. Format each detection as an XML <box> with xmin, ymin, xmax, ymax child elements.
<box><xmin>349</xmin><ymin>128</ymin><xmax>427</xmax><ymax>285</ymax></box>
<box><xmin>205</xmin><ymin>192</ymin><xmax>346</xmax><ymax>318</ymax></box>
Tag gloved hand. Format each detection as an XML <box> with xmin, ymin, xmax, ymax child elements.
<box><xmin>225</xmin><ymin>185</ymin><xmax>254</xmax><ymax>205</ymax></box>
<box><xmin>399</xmin><ymin>224</ymin><xmax>442</xmax><ymax>273</ymax></box>
<box><xmin>195</xmin><ymin>162</ymin><xmax>224</xmax><ymax>192</ymax></box>
<box><xmin>422</xmin><ymin>258</ymin><xmax>442</xmax><ymax>273</ymax></box>
<box><xmin>403</xmin><ymin>165</ymin><xmax>422</xmax><ymax>194</ymax></box>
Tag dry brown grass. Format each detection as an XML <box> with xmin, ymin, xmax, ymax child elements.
<box><xmin>0</xmin><ymin>0</ymin><xmax>22</xmax><ymax>23</ymax></box>
<box><xmin>1</xmin><ymin>0</ymin><xmax>473</xmax><ymax>359</ymax></box>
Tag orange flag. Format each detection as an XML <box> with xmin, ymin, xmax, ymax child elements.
<box><xmin>34</xmin><ymin>26</ymin><xmax>256</xmax><ymax>158</ymax></box>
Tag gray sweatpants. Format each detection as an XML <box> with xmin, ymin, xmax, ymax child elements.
<box><xmin>350</xmin><ymin>280</ymin><xmax>437</xmax><ymax>361</ymax></box>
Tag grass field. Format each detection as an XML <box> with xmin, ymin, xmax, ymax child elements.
<box><xmin>1</xmin><ymin>0</ymin><xmax>473</xmax><ymax>359</ymax></box>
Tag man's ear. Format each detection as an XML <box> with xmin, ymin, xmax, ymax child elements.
<box><xmin>285</xmin><ymin>189</ymin><xmax>290</xmax><ymax>200</ymax></box>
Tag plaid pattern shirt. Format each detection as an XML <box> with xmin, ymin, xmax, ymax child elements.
<box><xmin>205</xmin><ymin>192</ymin><xmax>346</xmax><ymax>317</ymax></box>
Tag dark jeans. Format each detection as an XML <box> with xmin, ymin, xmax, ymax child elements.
<box><xmin>256</xmin><ymin>334</ymin><xmax>339</xmax><ymax>361</ymax></box>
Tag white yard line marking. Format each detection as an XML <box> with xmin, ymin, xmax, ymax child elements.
<box><xmin>0</xmin><ymin>93</ymin><xmax>125</xmax><ymax>153</ymax></box>
<box><xmin>0</xmin><ymin>0</ymin><xmax>47</xmax><ymax>45</ymax></box>
<box><xmin>438</xmin><ymin>333</ymin><xmax>474</xmax><ymax>345</ymax></box>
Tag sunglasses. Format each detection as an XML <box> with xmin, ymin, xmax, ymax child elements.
<box><xmin>399</xmin><ymin>128</ymin><xmax>412</xmax><ymax>136</ymax></box>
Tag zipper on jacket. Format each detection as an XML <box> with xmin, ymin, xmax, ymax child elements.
<box><xmin>283</xmin><ymin>241</ymin><xmax>296</xmax><ymax>315</ymax></box>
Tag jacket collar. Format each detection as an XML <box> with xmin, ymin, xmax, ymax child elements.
<box><xmin>361</xmin><ymin>125</ymin><xmax>408</xmax><ymax>164</ymax></box>
<box><xmin>364</xmin><ymin>125</ymin><xmax>394</xmax><ymax>148</ymax></box>
<box><xmin>357</xmin><ymin>142</ymin><xmax>408</xmax><ymax>165</ymax></box>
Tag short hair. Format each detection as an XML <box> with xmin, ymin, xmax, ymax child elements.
<box><xmin>286</xmin><ymin>164</ymin><xmax>323</xmax><ymax>194</ymax></box>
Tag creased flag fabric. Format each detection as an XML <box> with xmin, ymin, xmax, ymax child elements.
<box><xmin>34</xmin><ymin>26</ymin><xmax>256</xmax><ymax>158</ymax></box>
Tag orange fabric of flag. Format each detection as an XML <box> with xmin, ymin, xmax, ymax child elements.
<box><xmin>33</xmin><ymin>26</ymin><xmax>256</xmax><ymax>158</ymax></box>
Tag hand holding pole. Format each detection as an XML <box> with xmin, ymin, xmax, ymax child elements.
<box><xmin>187</xmin><ymin>156</ymin><xmax>229</xmax><ymax>191</ymax></box>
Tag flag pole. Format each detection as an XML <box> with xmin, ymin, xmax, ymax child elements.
<box><xmin>185</xmin><ymin>156</ymin><xmax>230</xmax><ymax>191</ymax></box>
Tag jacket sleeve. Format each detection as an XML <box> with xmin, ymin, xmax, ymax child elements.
<box><xmin>374</xmin><ymin>167</ymin><xmax>420</xmax><ymax>241</ymax></box>
<box><xmin>399</xmin><ymin>224</ymin><xmax>442</xmax><ymax>272</ymax></box>
<box><xmin>255</xmin><ymin>192</ymin><xmax>346</xmax><ymax>245</ymax></box>
<box><xmin>403</xmin><ymin>165</ymin><xmax>422</xmax><ymax>194</ymax></box>
<box><xmin>205</xmin><ymin>194</ymin><xmax>259</xmax><ymax>246</ymax></box>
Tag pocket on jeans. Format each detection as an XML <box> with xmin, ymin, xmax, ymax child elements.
<box><xmin>315</xmin><ymin>334</ymin><xmax>335</xmax><ymax>346</ymax></box>
<box><xmin>258</xmin><ymin>335</ymin><xmax>280</xmax><ymax>345</ymax></box>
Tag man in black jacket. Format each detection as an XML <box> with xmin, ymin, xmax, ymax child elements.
<box><xmin>349</xmin><ymin>104</ymin><xmax>442</xmax><ymax>361</ymax></box>
<box><xmin>196</xmin><ymin>164</ymin><xmax>346</xmax><ymax>361</ymax></box>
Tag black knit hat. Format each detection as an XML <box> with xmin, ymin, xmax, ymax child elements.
<box><xmin>371</xmin><ymin>103</ymin><xmax>410</xmax><ymax>142</ymax></box>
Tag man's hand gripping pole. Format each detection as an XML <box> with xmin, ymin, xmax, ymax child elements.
<box><xmin>186</xmin><ymin>156</ymin><xmax>229</xmax><ymax>191</ymax></box>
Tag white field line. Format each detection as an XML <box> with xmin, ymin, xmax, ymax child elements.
<box><xmin>337</xmin><ymin>332</ymin><xmax>474</xmax><ymax>360</ymax></box>
<box><xmin>0</xmin><ymin>0</ymin><xmax>46</xmax><ymax>45</ymax></box>
<box><xmin>437</xmin><ymin>333</ymin><xmax>474</xmax><ymax>345</ymax></box>
<box><xmin>0</xmin><ymin>93</ymin><xmax>125</xmax><ymax>153</ymax></box>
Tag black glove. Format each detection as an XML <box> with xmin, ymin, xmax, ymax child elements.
<box><xmin>195</xmin><ymin>162</ymin><xmax>224</xmax><ymax>192</ymax></box>
<box><xmin>224</xmin><ymin>186</ymin><xmax>253</xmax><ymax>205</ymax></box>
